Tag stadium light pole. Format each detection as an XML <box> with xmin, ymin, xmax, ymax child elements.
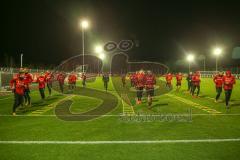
<box><xmin>186</xmin><ymin>54</ymin><xmax>194</xmax><ymax>73</ymax></box>
<box><xmin>80</xmin><ymin>19</ymin><xmax>89</xmax><ymax>73</ymax></box>
<box><xmin>213</xmin><ymin>48</ymin><xmax>222</xmax><ymax>72</ymax></box>
<box><xmin>20</xmin><ymin>53</ymin><xmax>23</xmax><ymax>68</ymax></box>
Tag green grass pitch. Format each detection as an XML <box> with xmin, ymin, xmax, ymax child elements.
<box><xmin>0</xmin><ymin>77</ymin><xmax>240</xmax><ymax>160</ymax></box>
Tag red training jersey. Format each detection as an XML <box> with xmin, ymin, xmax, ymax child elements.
<box><xmin>57</xmin><ymin>74</ymin><xmax>65</xmax><ymax>84</ymax></box>
<box><xmin>213</xmin><ymin>75</ymin><xmax>223</xmax><ymax>88</ymax></box>
<box><xmin>45</xmin><ymin>73</ymin><xmax>54</xmax><ymax>83</ymax></box>
<box><xmin>192</xmin><ymin>74</ymin><xmax>201</xmax><ymax>86</ymax></box>
<box><xmin>10</xmin><ymin>77</ymin><xmax>26</xmax><ymax>95</ymax></box>
<box><xmin>223</xmin><ymin>75</ymin><xmax>236</xmax><ymax>90</ymax></box>
<box><xmin>72</xmin><ymin>74</ymin><xmax>77</xmax><ymax>82</ymax></box>
<box><xmin>176</xmin><ymin>74</ymin><xmax>183</xmax><ymax>82</ymax></box>
<box><xmin>145</xmin><ymin>75</ymin><xmax>156</xmax><ymax>89</ymax></box>
<box><xmin>37</xmin><ymin>76</ymin><xmax>46</xmax><ymax>89</ymax></box>
<box><xmin>24</xmin><ymin>73</ymin><xmax>33</xmax><ymax>89</ymax></box>
<box><xmin>166</xmin><ymin>74</ymin><xmax>173</xmax><ymax>84</ymax></box>
<box><xmin>135</xmin><ymin>73</ymin><xmax>145</xmax><ymax>88</ymax></box>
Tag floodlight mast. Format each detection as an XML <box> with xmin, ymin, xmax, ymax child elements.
<box><xmin>80</xmin><ymin>19</ymin><xmax>89</xmax><ymax>73</ymax></box>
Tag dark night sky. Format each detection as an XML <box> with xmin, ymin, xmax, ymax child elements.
<box><xmin>1</xmin><ymin>0</ymin><xmax>240</xmax><ymax>69</ymax></box>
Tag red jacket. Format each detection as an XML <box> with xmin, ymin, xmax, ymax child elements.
<box><xmin>135</xmin><ymin>73</ymin><xmax>145</xmax><ymax>88</ymax></box>
<box><xmin>213</xmin><ymin>75</ymin><xmax>223</xmax><ymax>88</ymax></box>
<box><xmin>37</xmin><ymin>76</ymin><xmax>46</xmax><ymax>89</ymax></box>
<box><xmin>145</xmin><ymin>75</ymin><xmax>156</xmax><ymax>89</ymax></box>
<box><xmin>45</xmin><ymin>73</ymin><xmax>54</xmax><ymax>83</ymax></box>
<box><xmin>192</xmin><ymin>74</ymin><xmax>201</xmax><ymax>86</ymax></box>
<box><xmin>24</xmin><ymin>73</ymin><xmax>33</xmax><ymax>89</ymax></box>
<box><xmin>166</xmin><ymin>74</ymin><xmax>173</xmax><ymax>83</ymax></box>
<box><xmin>10</xmin><ymin>77</ymin><xmax>26</xmax><ymax>95</ymax></box>
<box><xmin>68</xmin><ymin>74</ymin><xmax>77</xmax><ymax>83</ymax></box>
<box><xmin>223</xmin><ymin>74</ymin><xmax>235</xmax><ymax>90</ymax></box>
<box><xmin>57</xmin><ymin>74</ymin><xmax>65</xmax><ymax>84</ymax></box>
<box><xmin>176</xmin><ymin>74</ymin><xmax>183</xmax><ymax>82</ymax></box>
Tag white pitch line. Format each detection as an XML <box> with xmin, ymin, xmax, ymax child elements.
<box><xmin>1</xmin><ymin>113</ymin><xmax>240</xmax><ymax>117</ymax></box>
<box><xmin>0</xmin><ymin>138</ymin><xmax>240</xmax><ymax>144</ymax></box>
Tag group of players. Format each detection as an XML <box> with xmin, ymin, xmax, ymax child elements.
<box><xmin>165</xmin><ymin>70</ymin><xmax>236</xmax><ymax>108</ymax></box>
<box><xmin>128</xmin><ymin>70</ymin><xmax>156</xmax><ymax>107</ymax></box>
<box><xmin>9</xmin><ymin>68</ymin><xmax>84</xmax><ymax>115</ymax></box>
<box><xmin>9</xmin><ymin>68</ymin><xmax>237</xmax><ymax>115</ymax></box>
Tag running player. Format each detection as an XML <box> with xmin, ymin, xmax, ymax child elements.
<box><xmin>213</xmin><ymin>72</ymin><xmax>223</xmax><ymax>103</ymax></box>
<box><xmin>191</xmin><ymin>71</ymin><xmax>201</xmax><ymax>97</ymax></box>
<box><xmin>186</xmin><ymin>72</ymin><xmax>193</xmax><ymax>93</ymax></box>
<box><xmin>165</xmin><ymin>73</ymin><xmax>173</xmax><ymax>89</ymax></box>
<box><xmin>71</xmin><ymin>72</ymin><xmax>77</xmax><ymax>89</ymax></box>
<box><xmin>81</xmin><ymin>73</ymin><xmax>86</xmax><ymax>87</ymax></box>
<box><xmin>23</xmin><ymin>68</ymin><xmax>33</xmax><ymax>106</ymax></box>
<box><xmin>57</xmin><ymin>72</ymin><xmax>65</xmax><ymax>93</ymax></box>
<box><xmin>37</xmin><ymin>73</ymin><xmax>46</xmax><ymax>100</ymax></box>
<box><xmin>45</xmin><ymin>71</ymin><xmax>54</xmax><ymax>96</ymax></box>
<box><xmin>145</xmin><ymin>71</ymin><xmax>156</xmax><ymax>107</ymax></box>
<box><xmin>102</xmin><ymin>73</ymin><xmax>109</xmax><ymax>91</ymax></box>
<box><xmin>223</xmin><ymin>70</ymin><xmax>236</xmax><ymax>108</ymax></box>
<box><xmin>176</xmin><ymin>72</ymin><xmax>183</xmax><ymax>91</ymax></box>
<box><xmin>135</xmin><ymin>70</ymin><xmax>145</xmax><ymax>104</ymax></box>
<box><xmin>10</xmin><ymin>69</ymin><xmax>26</xmax><ymax>116</ymax></box>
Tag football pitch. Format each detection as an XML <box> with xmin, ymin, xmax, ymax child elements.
<box><xmin>0</xmin><ymin>77</ymin><xmax>240</xmax><ymax>160</ymax></box>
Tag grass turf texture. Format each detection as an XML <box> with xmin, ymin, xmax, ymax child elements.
<box><xmin>0</xmin><ymin>77</ymin><xmax>240</xmax><ymax>159</ymax></box>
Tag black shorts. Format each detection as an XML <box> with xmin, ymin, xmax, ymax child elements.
<box><xmin>146</xmin><ymin>88</ymin><xmax>154</xmax><ymax>97</ymax></box>
<box><xmin>216</xmin><ymin>87</ymin><xmax>222</xmax><ymax>93</ymax></box>
<box><xmin>176</xmin><ymin>81</ymin><xmax>181</xmax><ymax>86</ymax></box>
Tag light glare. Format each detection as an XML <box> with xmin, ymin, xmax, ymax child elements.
<box><xmin>95</xmin><ymin>45</ymin><xmax>103</xmax><ymax>53</ymax></box>
<box><xmin>213</xmin><ymin>48</ymin><xmax>222</xmax><ymax>56</ymax></box>
<box><xmin>80</xmin><ymin>20</ymin><xmax>89</xmax><ymax>29</ymax></box>
<box><xmin>186</xmin><ymin>54</ymin><xmax>194</xmax><ymax>62</ymax></box>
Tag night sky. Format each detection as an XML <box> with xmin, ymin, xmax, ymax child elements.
<box><xmin>1</xmin><ymin>0</ymin><xmax>240</xmax><ymax>69</ymax></box>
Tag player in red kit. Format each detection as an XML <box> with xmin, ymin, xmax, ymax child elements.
<box><xmin>223</xmin><ymin>70</ymin><xmax>236</xmax><ymax>108</ymax></box>
<box><xmin>45</xmin><ymin>71</ymin><xmax>54</xmax><ymax>96</ymax></box>
<box><xmin>10</xmin><ymin>69</ymin><xmax>26</xmax><ymax>115</ymax></box>
<box><xmin>176</xmin><ymin>72</ymin><xmax>183</xmax><ymax>91</ymax></box>
<box><xmin>145</xmin><ymin>71</ymin><xmax>156</xmax><ymax>107</ymax></box>
<box><xmin>135</xmin><ymin>70</ymin><xmax>145</xmax><ymax>104</ymax></box>
<box><xmin>37</xmin><ymin>73</ymin><xmax>46</xmax><ymax>99</ymax></box>
<box><xmin>68</xmin><ymin>72</ymin><xmax>77</xmax><ymax>90</ymax></box>
<box><xmin>57</xmin><ymin>72</ymin><xmax>65</xmax><ymax>93</ymax></box>
<box><xmin>213</xmin><ymin>72</ymin><xmax>224</xmax><ymax>102</ymax></box>
<box><xmin>23</xmin><ymin>68</ymin><xmax>33</xmax><ymax>106</ymax></box>
<box><xmin>72</xmin><ymin>73</ymin><xmax>77</xmax><ymax>89</ymax></box>
<box><xmin>165</xmin><ymin>73</ymin><xmax>173</xmax><ymax>89</ymax></box>
<box><xmin>191</xmin><ymin>71</ymin><xmax>201</xmax><ymax>97</ymax></box>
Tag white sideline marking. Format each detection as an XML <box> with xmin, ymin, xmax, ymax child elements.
<box><xmin>0</xmin><ymin>138</ymin><xmax>240</xmax><ymax>144</ymax></box>
<box><xmin>1</xmin><ymin>113</ymin><xmax>240</xmax><ymax>117</ymax></box>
